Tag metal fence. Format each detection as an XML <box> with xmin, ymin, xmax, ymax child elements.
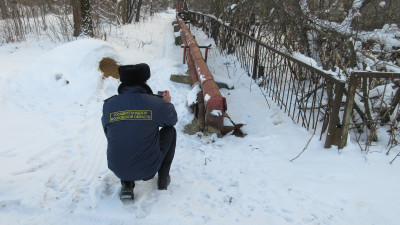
<box><xmin>342</xmin><ymin>72</ymin><xmax>400</xmax><ymax>150</ymax></box>
<box><xmin>184</xmin><ymin>10</ymin><xmax>347</xmax><ymax>148</ymax></box>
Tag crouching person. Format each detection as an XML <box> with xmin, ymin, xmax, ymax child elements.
<box><xmin>101</xmin><ymin>63</ymin><xmax>177</xmax><ymax>200</ymax></box>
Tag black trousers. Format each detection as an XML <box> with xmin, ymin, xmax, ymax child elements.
<box><xmin>122</xmin><ymin>126</ymin><xmax>176</xmax><ymax>187</ymax></box>
<box><xmin>158</xmin><ymin>126</ymin><xmax>176</xmax><ymax>179</ymax></box>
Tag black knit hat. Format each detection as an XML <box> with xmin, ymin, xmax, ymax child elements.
<box><xmin>118</xmin><ymin>63</ymin><xmax>150</xmax><ymax>84</ymax></box>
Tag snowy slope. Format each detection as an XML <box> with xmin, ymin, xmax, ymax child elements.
<box><xmin>0</xmin><ymin>10</ymin><xmax>400</xmax><ymax>225</ymax></box>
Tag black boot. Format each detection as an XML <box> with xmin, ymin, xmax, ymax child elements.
<box><xmin>120</xmin><ymin>181</ymin><xmax>134</xmax><ymax>200</ymax></box>
<box><xmin>157</xmin><ymin>175</ymin><xmax>171</xmax><ymax>190</ymax></box>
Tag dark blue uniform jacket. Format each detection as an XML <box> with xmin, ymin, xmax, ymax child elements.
<box><xmin>101</xmin><ymin>85</ymin><xmax>177</xmax><ymax>181</ymax></box>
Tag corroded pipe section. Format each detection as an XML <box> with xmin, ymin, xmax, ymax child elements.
<box><xmin>177</xmin><ymin>15</ymin><xmax>227</xmax><ymax>132</ymax></box>
<box><xmin>178</xmin><ymin>17</ymin><xmax>198</xmax><ymax>85</ymax></box>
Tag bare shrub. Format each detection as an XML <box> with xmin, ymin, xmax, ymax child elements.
<box><xmin>0</xmin><ymin>0</ymin><xmax>176</xmax><ymax>44</ymax></box>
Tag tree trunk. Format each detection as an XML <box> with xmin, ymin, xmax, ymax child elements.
<box><xmin>81</xmin><ymin>0</ymin><xmax>94</xmax><ymax>37</ymax></box>
<box><xmin>183</xmin><ymin>0</ymin><xmax>188</xmax><ymax>11</ymax></box>
<box><xmin>211</xmin><ymin>0</ymin><xmax>221</xmax><ymax>17</ymax></box>
<box><xmin>0</xmin><ymin>0</ymin><xmax>9</xmax><ymax>19</ymax></box>
<box><xmin>135</xmin><ymin>0</ymin><xmax>142</xmax><ymax>23</ymax></box>
<box><xmin>150</xmin><ymin>0</ymin><xmax>154</xmax><ymax>16</ymax></box>
<box><xmin>117</xmin><ymin>0</ymin><xmax>126</xmax><ymax>25</ymax></box>
<box><xmin>118</xmin><ymin>0</ymin><xmax>136</xmax><ymax>24</ymax></box>
<box><xmin>219</xmin><ymin>0</ymin><xmax>225</xmax><ymax>21</ymax></box>
<box><xmin>126</xmin><ymin>0</ymin><xmax>135</xmax><ymax>24</ymax></box>
<box><xmin>71</xmin><ymin>0</ymin><xmax>81</xmax><ymax>37</ymax></box>
<box><xmin>9</xmin><ymin>1</ymin><xmax>24</xmax><ymax>39</ymax></box>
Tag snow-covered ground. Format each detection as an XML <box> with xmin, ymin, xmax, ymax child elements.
<box><xmin>0</xmin><ymin>10</ymin><xmax>399</xmax><ymax>225</ymax></box>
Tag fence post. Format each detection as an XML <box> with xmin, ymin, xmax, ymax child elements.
<box><xmin>338</xmin><ymin>73</ymin><xmax>358</xmax><ymax>149</ymax></box>
<box><xmin>183</xmin><ymin>45</ymin><xmax>187</xmax><ymax>64</ymax></box>
<box><xmin>252</xmin><ymin>43</ymin><xmax>260</xmax><ymax>79</ymax></box>
<box><xmin>324</xmin><ymin>82</ymin><xmax>345</xmax><ymax>148</ymax></box>
<box><xmin>205</xmin><ymin>46</ymin><xmax>210</xmax><ymax>62</ymax></box>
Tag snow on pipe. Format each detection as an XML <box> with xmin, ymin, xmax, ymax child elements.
<box><xmin>177</xmin><ymin>15</ymin><xmax>227</xmax><ymax>132</ymax></box>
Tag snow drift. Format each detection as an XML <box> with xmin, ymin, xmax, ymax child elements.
<box><xmin>7</xmin><ymin>39</ymin><xmax>120</xmax><ymax>106</ymax></box>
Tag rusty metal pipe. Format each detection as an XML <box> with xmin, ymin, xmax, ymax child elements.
<box><xmin>178</xmin><ymin>18</ymin><xmax>198</xmax><ymax>85</ymax></box>
<box><xmin>177</xmin><ymin>15</ymin><xmax>227</xmax><ymax>132</ymax></box>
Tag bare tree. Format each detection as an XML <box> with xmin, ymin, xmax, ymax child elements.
<box><xmin>71</xmin><ymin>0</ymin><xmax>94</xmax><ymax>37</ymax></box>
<box><xmin>149</xmin><ymin>0</ymin><xmax>154</xmax><ymax>16</ymax></box>
<box><xmin>117</xmin><ymin>0</ymin><xmax>136</xmax><ymax>24</ymax></box>
<box><xmin>71</xmin><ymin>0</ymin><xmax>81</xmax><ymax>37</ymax></box>
<box><xmin>126</xmin><ymin>0</ymin><xmax>136</xmax><ymax>24</ymax></box>
<box><xmin>0</xmin><ymin>0</ymin><xmax>175</xmax><ymax>43</ymax></box>
<box><xmin>135</xmin><ymin>0</ymin><xmax>143</xmax><ymax>22</ymax></box>
<box><xmin>81</xmin><ymin>0</ymin><xmax>94</xmax><ymax>37</ymax></box>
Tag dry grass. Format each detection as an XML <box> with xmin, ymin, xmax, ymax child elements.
<box><xmin>99</xmin><ymin>57</ymin><xmax>120</xmax><ymax>79</ymax></box>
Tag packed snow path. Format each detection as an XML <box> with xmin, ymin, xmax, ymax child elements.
<box><xmin>0</xmin><ymin>11</ymin><xmax>399</xmax><ymax>225</ymax></box>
